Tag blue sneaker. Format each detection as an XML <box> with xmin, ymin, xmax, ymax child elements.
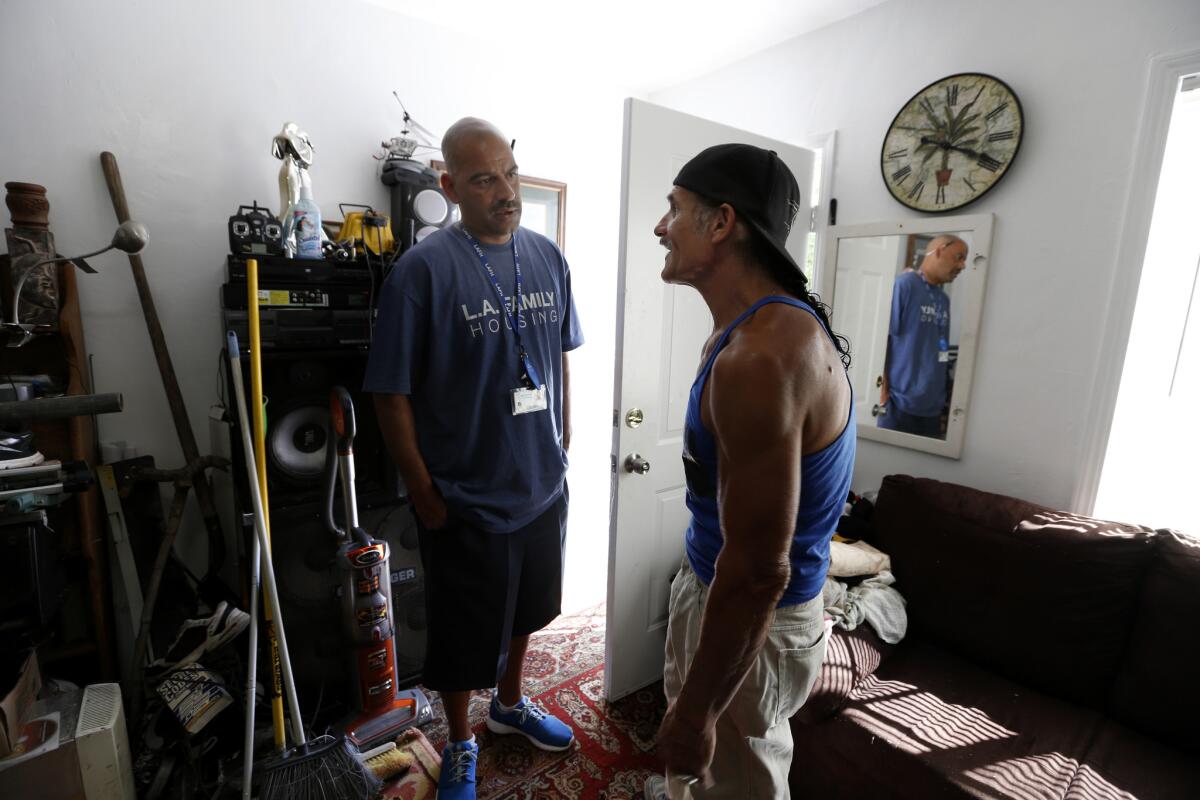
<box><xmin>485</xmin><ymin>694</ymin><xmax>574</xmax><ymax>752</ymax></box>
<box><xmin>437</xmin><ymin>739</ymin><xmax>478</xmax><ymax>800</ymax></box>
<box><xmin>643</xmin><ymin>774</ymin><xmax>668</xmax><ymax>800</ymax></box>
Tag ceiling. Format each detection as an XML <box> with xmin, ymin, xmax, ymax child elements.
<box><xmin>366</xmin><ymin>0</ymin><xmax>889</xmax><ymax>94</ymax></box>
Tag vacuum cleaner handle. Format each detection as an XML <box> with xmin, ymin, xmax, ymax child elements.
<box><xmin>330</xmin><ymin>385</ymin><xmax>356</xmax><ymax>451</ymax></box>
<box><xmin>329</xmin><ymin>386</ymin><xmax>371</xmax><ymax>546</ymax></box>
<box><xmin>322</xmin><ymin>413</ymin><xmax>345</xmax><ymax>541</ymax></box>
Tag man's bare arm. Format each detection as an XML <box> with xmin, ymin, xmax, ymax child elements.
<box><xmin>373</xmin><ymin>393</ymin><xmax>447</xmax><ymax>529</ymax></box>
<box><xmin>656</xmin><ymin>344</ymin><xmax>804</xmax><ymax>780</ymax></box>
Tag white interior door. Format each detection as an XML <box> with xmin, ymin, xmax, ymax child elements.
<box><xmin>605</xmin><ymin>98</ymin><xmax>814</xmax><ymax>701</ymax></box>
<box><xmin>835</xmin><ymin>235</ymin><xmax>901</xmax><ymax>422</ymax></box>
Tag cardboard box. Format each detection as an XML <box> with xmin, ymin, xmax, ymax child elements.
<box><xmin>0</xmin><ymin>651</ymin><xmax>42</xmax><ymax>758</ymax></box>
<box><xmin>0</xmin><ymin>687</ymin><xmax>87</xmax><ymax>799</ymax></box>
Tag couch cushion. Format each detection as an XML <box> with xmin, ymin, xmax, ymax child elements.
<box><xmin>1072</xmin><ymin>718</ymin><xmax>1200</xmax><ymax>799</ymax></box>
<box><xmin>791</xmin><ymin>638</ymin><xmax>1197</xmax><ymax>799</ymax></box>
<box><xmin>1107</xmin><ymin>529</ymin><xmax>1200</xmax><ymax>753</ymax></box>
<box><xmin>872</xmin><ymin>475</ymin><xmax>1157</xmax><ymax>709</ymax></box>
<box><xmin>793</xmin><ymin>624</ymin><xmax>896</xmax><ymax>723</ymax></box>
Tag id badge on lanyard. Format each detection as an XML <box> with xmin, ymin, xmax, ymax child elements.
<box><xmin>512</xmin><ymin>346</ymin><xmax>548</xmax><ymax>415</ymax></box>
<box><xmin>462</xmin><ymin>228</ymin><xmax>549</xmax><ymax>416</ymax></box>
<box><xmin>512</xmin><ymin>385</ymin><xmax>548</xmax><ymax>415</ymax></box>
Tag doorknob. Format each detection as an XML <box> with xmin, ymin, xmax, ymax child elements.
<box><xmin>624</xmin><ymin>454</ymin><xmax>651</xmax><ymax>474</ymax></box>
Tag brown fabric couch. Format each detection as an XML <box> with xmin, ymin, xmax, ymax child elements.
<box><xmin>789</xmin><ymin>474</ymin><xmax>1200</xmax><ymax>799</ymax></box>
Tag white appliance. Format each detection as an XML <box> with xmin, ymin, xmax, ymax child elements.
<box><xmin>0</xmin><ymin>682</ymin><xmax>135</xmax><ymax>799</ymax></box>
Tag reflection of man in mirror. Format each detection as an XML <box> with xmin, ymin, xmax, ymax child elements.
<box><xmin>879</xmin><ymin>235</ymin><xmax>967</xmax><ymax>437</ymax></box>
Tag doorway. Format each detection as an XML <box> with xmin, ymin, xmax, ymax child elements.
<box><xmin>1093</xmin><ymin>72</ymin><xmax>1200</xmax><ymax>533</ymax></box>
<box><xmin>603</xmin><ymin>99</ymin><xmax>826</xmax><ymax>699</ymax></box>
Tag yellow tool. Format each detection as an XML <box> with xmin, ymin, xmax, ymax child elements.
<box><xmin>336</xmin><ymin>205</ymin><xmax>395</xmax><ymax>255</ymax></box>
<box><xmin>248</xmin><ymin>258</ymin><xmax>287</xmax><ymax>750</ymax></box>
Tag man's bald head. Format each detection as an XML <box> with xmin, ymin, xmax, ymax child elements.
<box><xmin>927</xmin><ymin>234</ymin><xmax>965</xmax><ymax>253</ymax></box>
<box><xmin>438</xmin><ymin>116</ymin><xmax>521</xmax><ymax>244</ymax></box>
<box><xmin>920</xmin><ymin>234</ymin><xmax>968</xmax><ymax>285</ymax></box>
<box><xmin>441</xmin><ymin>117</ymin><xmax>508</xmax><ymax>176</ymax></box>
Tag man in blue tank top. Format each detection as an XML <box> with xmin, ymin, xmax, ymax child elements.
<box><xmin>878</xmin><ymin>235</ymin><xmax>966</xmax><ymax>437</ymax></box>
<box><xmin>366</xmin><ymin>119</ymin><xmax>583</xmax><ymax>800</ymax></box>
<box><xmin>646</xmin><ymin>144</ymin><xmax>856</xmax><ymax>800</ymax></box>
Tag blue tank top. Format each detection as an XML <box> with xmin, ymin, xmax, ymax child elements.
<box><xmin>682</xmin><ymin>296</ymin><xmax>856</xmax><ymax>606</ymax></box>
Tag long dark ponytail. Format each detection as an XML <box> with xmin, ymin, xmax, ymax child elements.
<box><xmin>694</xmin><ymin>193</ymin><xmax>852</xmax><ymax>370</ymax></box>
<box><xmin>759</xmin><ymin>246</ymin><xmax>852</xmax><ymax>371</ymax></box>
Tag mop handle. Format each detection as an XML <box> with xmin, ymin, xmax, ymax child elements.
<box><xmin>228</xmin><ymin>332</ymin><xmax>307</xmax><ymax>746</ymax></box>
<box><xmin>236</xmin><ymin>325</ymin><xmax>264</xmax><ymax>799</ymax></box>
<box><xmin>241</xmin><ymin>529</ymin><xmax>260</xmax><ymax>799</ymax></box>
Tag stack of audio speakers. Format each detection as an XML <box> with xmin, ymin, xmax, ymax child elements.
<box><xmin>220</xmin><ymin>254</ymin><xmax>427</xmax><ymax>712</ymax></box>
<box><xmin>381</xmin><ymin>158</ymin><xmax>457</xmax><ymax>252</ymax></box>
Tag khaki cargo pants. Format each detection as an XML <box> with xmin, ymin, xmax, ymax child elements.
<box><xmin>663</xmin><ymin>559</ymin><xmax>826</xmax><ymax>799</ymax></box>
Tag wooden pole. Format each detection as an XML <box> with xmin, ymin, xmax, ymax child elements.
<box><xmin>98</xmin><ymin>152</ymin><xmax>226</xmax><ymax>576</ymax></box>
<box><xmin>0</xmin><ymin>392</ymin><xmax>122</xmax><ymax>422</ymax></box>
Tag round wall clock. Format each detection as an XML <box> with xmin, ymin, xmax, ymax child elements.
<box><xmin>881</xmin><ymin>72</ymin><xmax>1024</xmax><ymax>212</ymax></box>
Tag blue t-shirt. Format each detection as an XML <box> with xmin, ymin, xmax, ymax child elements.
<box><xmin>363</xmin><ymin>224</ymin><xmax>584</xmax><ymax>533</ymax></box>
<box><xmin>682</xmin><ymin>297</ymin><xmax>856</xmax><ymax>607</ymax></box>
<box><xmin>885</xmin><ymin>270</ymin><xmax>950</xmax><ymax>418</ymax></box>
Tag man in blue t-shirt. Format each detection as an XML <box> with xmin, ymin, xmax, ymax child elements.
<box><xmin>364</xmin><ymin>118</ymin><xmax>583</xmax><ymax>800</ymax></box>
<box><xmin>878</xmin><ymin>235</ymin><xmax>966</xmax><ymax>438</ymax></box>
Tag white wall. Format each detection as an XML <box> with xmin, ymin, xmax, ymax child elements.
<box><xmin>650</xmin><ymin>0</ymin><xmax>1200</xmax><ymax>511</ymax></box>
<box><xmin>0</xmin><ymin>0</ymin><xmax>629</xmax><ymax>610</ymax></box>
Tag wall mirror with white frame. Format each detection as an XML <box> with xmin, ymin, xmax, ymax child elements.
<box><xmin>820</xmin><ymin>213</ymin><xmax>994</xmax><ymax>459</ymax></box>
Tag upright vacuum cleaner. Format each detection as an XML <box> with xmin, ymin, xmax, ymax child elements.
<box><xmin>325</xmin><ymin>386</ymin><xmax>432</xmax><ymax>748</ymax></box>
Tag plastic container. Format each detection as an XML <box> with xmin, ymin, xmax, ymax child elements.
<box><xmin>288</xmin><ymin>184</ymin><xmax>323</xmax><ymax>259</ymax></box>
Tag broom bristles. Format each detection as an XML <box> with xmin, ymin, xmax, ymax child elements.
<box><xmin>259</xmin><ymin>734</ymin><xmax>382</xmax><ymax>800</ymax></box>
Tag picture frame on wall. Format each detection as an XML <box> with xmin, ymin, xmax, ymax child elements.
<box><xmin>432</xmin><ymin>161</ymin><xmax>567</xmax><ymax>250</ymax></box>
<box><xmin>517</xmin><ymin>174</ymin><xmax>567</xmax><ymax>251</ymax></box>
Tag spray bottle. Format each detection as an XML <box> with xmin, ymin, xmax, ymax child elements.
<box><xmin>283</xmin><ymin>179</ymin><xmax>323</xmax><ymax>259</ymax></box>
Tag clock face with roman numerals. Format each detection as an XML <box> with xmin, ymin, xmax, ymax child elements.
<box><xmin>881</xmin><ymin>73</ymin><xmax>1023</xmax><ymax>212</ymax></box>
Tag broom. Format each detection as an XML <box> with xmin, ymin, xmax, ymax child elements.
<box><xmin>226</xmin><ymin>330</ymin><xmax>380</xmax><ymax>800</ymax></box>
<box><xmin>246</xmin><ymin>256</ymin><xmax>287</xmax><ymax>753</ymax></box>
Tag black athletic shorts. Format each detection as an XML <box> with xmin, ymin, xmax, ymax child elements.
<box><xmin>416</xmin><ymin>491</ymin><xmax>568</xmax><ymax>692</ymax></box>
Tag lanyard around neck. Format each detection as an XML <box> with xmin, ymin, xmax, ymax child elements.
<box><xmin>461</xmin><ymin>226</ymin><xmax>542</xmax><ymax>388</ymax></box>
<box><xmin>462</xmin><ymin>226</ymin><xmax>523</xmax><ymax>343</ymax></box>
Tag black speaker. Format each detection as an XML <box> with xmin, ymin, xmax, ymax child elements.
<box><xmin>237</xmin><ymin>350</ymin><xmax>398</xmax><ymax>509</ymax></box>
<box><xmin>381</xmin><ymin>159</ymin><xmax>457</xmax><ymax>253</ymax></box>
<box><xmin>225</xmin><ymin>347</ymin><xmax>427</xmax><ymax>707</ymax></box>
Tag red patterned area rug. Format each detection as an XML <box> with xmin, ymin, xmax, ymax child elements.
<box><xmin>418</xmin><ymin>603</ymin><xmax>667</xmax><ymax>799</ymax></box>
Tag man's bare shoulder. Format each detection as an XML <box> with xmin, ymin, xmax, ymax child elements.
<box><xmin>725</xmin><ymin>302</ymin><xmax>833</xmax><ymax>380</ymax></box>
<box><xmin>711</xmin><ymin>302</ymin><xmax>849</xmax><ymax>452</ymax></box>
<box><xmin>707</xmin><ymin>308</ymin><xmax>810</xmax><ymax>437</ymax></box>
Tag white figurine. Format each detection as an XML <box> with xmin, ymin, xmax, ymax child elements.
<box><xmin>271</xmin><ymin>122</ymin><xmax>317</xmax><ymax>257</ymax></box>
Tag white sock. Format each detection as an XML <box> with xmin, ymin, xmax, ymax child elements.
<box><xmin>449</xmin><ymin>735</ymin><xmax>476</xmax><ymax>749</ymax></box>
<box><xmin>496</xmin><ymin>694</ymin><xmax>525</xmax><ymax>713</ymax></box>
